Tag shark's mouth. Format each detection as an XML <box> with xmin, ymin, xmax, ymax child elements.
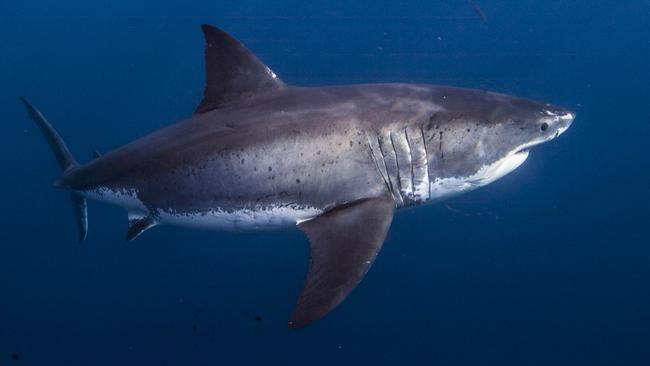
<box><xmin>513</xmin><ymin>136</ymin><xmax>551</xmax><ymax>155</ymax></box>
<box><xmin>474</xmin><ymin>149</ymin><xmax>530</xmax><ymax>186</ymax></box>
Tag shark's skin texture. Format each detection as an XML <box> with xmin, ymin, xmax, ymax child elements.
<box><xmin>23</xmin><ymin>25</ymin><xmax>575</xmax><ymax>327</ymax></box>
<box><xmin>59</xmin><ymin>84</ymin><xmax>573</xmax><ymax>230</ymax></box>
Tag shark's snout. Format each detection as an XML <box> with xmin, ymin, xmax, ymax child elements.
<box><xmin>542</xmin><ymin>107</ymin><xmax>575</xmax><ymax>139</ymax></box>
<box><xmin>510</xmin><ymin>106</ymin><xmax>575</xmax><ymax>154</ymax></box>
<box><xmin>557</xmin><ymin>110</ymin><xmax>575</xmax><ymax>137</ymax></box>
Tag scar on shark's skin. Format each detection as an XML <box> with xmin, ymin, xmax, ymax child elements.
<box><xmin>20</xmin><ymin>24</ymin><xmax>574</xmax><ymax>328</ymax></box>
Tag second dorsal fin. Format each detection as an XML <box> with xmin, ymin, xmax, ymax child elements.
<box><xmin>195</xmin><ymin>24</ymin><xmax>286</xmax><ymax>114</ymax></box>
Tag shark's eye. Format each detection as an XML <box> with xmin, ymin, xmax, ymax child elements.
<box><xmin>540</xmin><ymin>122</ymin><xmax>549</xmax><ymax>132</ymax></box>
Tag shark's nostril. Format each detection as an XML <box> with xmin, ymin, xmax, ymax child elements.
<box><xmin>540</xmin><ymin>122</ymin><xmax>549</xmax><ymax>132</ymax></box>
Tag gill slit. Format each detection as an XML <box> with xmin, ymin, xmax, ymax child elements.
<box><xmin>420</xmin><ymin>125</ymin><xmax>431</xmax><ymax>200</ymax></box>
<box><xmin>376</xmin><ymin>136</ymin><xmax>397</xmax><ymax>199</ymax></box>
<box><xmin>404</xmin><ymin>129</ymin><xmax>415</xmax><ymax>197</ymax></box>
<box><xmin>366</xmin><ymin>135</ymin><xmax>391</xmax><ymax>194</ymax></box>
<box><xmin>389</xmin><ymin>131</ymin><xmax>403</xmax><ymax>194</ymax></box>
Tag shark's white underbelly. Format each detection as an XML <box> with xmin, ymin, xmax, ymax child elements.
<box><xmin>155</xmin><ymin>205</ymin><xmax>322</xmax><ymax>231</ymax></box>
<box><xmin>82</xmin><ymin>187</ymin><xmax>322</xmax><ymax>231</ymax></box>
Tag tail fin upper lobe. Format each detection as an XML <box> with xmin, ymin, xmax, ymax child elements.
<box><xmin>20</xmin><ymin>97</ymin><xmax>88</xmax><ymax>242</ymax></box>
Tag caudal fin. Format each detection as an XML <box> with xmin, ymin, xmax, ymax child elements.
<box><xmin>19</xmin><ymin>97</ymin><xmax>88</xmax><ymax>242</ymax></box>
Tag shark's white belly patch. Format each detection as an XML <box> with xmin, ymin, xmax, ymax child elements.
<box><xmin>83</xmin><ymin>187</ymin><xmax>147</xmax><ymax>213</ymax></box>
<box><xmin>429</xmin><ymin>149</ymin><xmax>529</xmax><ymax>200</ymax></box>
<box><xmin>83</xmin><ymin>187</ymin><xmax>322</xmax><ymax>231</ymax></box>
<box><xmin>156</xmin><ymin>206</ymin><xmax>323</xmax><ymax>231</ymax></box>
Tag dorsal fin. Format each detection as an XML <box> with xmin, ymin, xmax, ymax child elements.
<box><xmin>195</xmin><ymin>24</ymin><xmax>286</xmax><ymax>113</ymax></box>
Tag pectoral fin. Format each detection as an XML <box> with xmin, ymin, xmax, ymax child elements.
<box><xmin>290</xmin><ymin>194</ymin><xmax>395</xmax><ymax>328</ymax></box>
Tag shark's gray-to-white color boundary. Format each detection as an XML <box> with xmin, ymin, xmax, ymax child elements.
<box><xmin>21</xmin><ymin>24</ymin><xmax>574</xmax><ymax>328</ymax></box>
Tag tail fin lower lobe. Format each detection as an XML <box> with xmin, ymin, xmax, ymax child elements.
<box><xmin>20</xmin><ymin>97</ymin><xmax>88</xmax><ymax>242</ymax></box>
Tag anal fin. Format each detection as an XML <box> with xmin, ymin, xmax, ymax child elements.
<box><xmin>290</xmin><ymin>194</ymin><xmax>395</xmax><ymax>328</ymax></box>
<box><xmin>126</xmin><ymin>213</ymin><xmax>157</xmax><ymax>242</ymax></box>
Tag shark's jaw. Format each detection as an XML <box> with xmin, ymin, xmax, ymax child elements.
<box><xmin>469</xmin><ymin>149</ymin><xmax>530</xmax><ymax>186</ymax></box>
<box><xmin>428</xmin><ymin>149</ymin><xmax>529</xmax><ymax>202</ymax></box>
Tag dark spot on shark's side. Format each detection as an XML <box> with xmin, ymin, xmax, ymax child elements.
<box><xmin>296</xmin><ymin>179</ymin><xmax>301</xmax><ymax>183</ymax></box>
<box><xmin>428</xmin><ymin>113</ymin><xmax>438</xmax><ymax>126</ymax></box>
<box><xmin>268</xmin><ymin>166</ymin><xmax>272</xmax><ymax>172</ymax></box>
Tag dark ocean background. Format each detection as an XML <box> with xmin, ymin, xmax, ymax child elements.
<box><xmin>1</xmin><ymin>1</ymin><xmax>649</xmax><ymax>365</ymax></box>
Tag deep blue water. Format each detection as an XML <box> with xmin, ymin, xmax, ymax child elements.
<box><xmin>1</xmin><ymin>1</ymin><xmax>649</xmax><ymax>365</ymax></box>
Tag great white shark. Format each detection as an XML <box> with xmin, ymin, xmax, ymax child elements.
<box><xmin>21</xmin><ymin>24</ymin><xmax>574</xmax><ymax>328</ymax></box>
